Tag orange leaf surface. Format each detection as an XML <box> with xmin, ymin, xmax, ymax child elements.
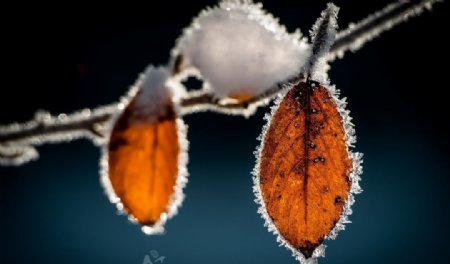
<box><xmin>106</xmin><ymin>94</ymin><xmax>184</xmax><ymax>231</ymax></box>
<box><xmin>258</xmin><ymin>81</ymin><xmax>354</xmax><ymax>258</ymax></box>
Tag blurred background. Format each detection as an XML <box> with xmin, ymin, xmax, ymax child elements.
<box><xmin>1</xmin><ymin>1</ymin><xmax>449</xmax><ymax>263</ymax></box>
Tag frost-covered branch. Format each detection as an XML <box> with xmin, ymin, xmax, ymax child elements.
<box><xmin>180</xmin><ymin>74</ymin><xmax>301</xmax><ymax>116</ymax></box>
<box><xmin>0</xmin><ymin>0</ymin><xmax>439</xmax><ymax>166</ymax></box>
<box><xmin>329</xmin><ymin>0</ymin><xmax>440</xmax><ymax>60</ymax></box>
<box><xmin>0</xmin><ymin>77</ymin><xmax>297</xmax><ymax>166</ymax></box>
<box><xmin>0</xmin><ymin>105</ymin><xmax>116</xmax><ymax>165</ymax></box>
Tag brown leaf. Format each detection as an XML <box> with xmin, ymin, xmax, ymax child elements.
<box><xmin>258</xmin><ymin>81</ymin><xmax>354</xmax><ymax>259</ymax></box>
<box><xmin>105</xmin><ymin>92</ymin><xmax>186</xmax><ymax>232</ymax></box>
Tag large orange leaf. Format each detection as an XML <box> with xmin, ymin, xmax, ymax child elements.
<box><xmin>256</xmin><ymin>80</ymin><xmax>360</xmax><ymax>260</ymax></box>
<box><xmin>104</xmin><ymin>92</ymin><xmax>187</xmax><ymax>234</ymax></box>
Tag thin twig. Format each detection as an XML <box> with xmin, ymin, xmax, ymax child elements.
<box><xmin>0</xmin><ymin>105</ymin><xmax>118</xmax><ymax>165</ymax></box>
<box><xmin>0</xmin><ymin>108</ymin><xmax>113</xmax><ymax>144</ymax></box>
<box><xmin>328</xmin><ymin>0</ymin><xmax>439</xmax><ymax>60</ymax></box>
<box><xmin>180</xmin><ymin>74</ymin><xmax>301</xmax><ymax>114</ymax></box>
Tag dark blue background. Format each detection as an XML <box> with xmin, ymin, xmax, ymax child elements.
<box><xmin>1</xmin><ymin>1</ymin><xmax>449</xmax><ymax>263</ymax></box>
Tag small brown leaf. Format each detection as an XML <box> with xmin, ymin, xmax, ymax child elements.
<box><xmin>103</xmin><ymin>88</ymin><xmax>188</xmax><ymax>234</ymax></box>
<box><xmin>256</xmin><ymin>80</ymin><xmax>359</xmax><ymax>260</ymax></box>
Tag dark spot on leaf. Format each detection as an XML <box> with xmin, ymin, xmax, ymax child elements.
<box><xmin>335</xmin><ymin>196</ymin><xmax>344</xmax><ymax>204</ymax></box>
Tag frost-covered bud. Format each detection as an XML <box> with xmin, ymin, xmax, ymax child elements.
<box><xmin>172</xmin><ymin>0</ymin><xmax>310</xmax><ymax>101</ymax></box>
